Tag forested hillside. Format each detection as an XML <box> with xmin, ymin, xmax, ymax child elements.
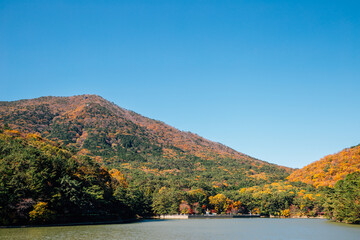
<box><xmin>287</xmin><ymin>145</ymin><xmax>360</xmax><ymax>187</ymax></box>
<box><xmin>0</xmin><ymin>95</ymin><xmax>291</xmax><ymax>190</ymax></box>
<box><xmin>0</xmin><ymin>128</ymin><xmax>150</xmax><ymax>225</ymax></box>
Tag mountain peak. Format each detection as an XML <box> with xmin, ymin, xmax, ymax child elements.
<box><xmin>0</xmin><ymin>95</ymin><xmax>292</xmax><ymax>187</ymax></box>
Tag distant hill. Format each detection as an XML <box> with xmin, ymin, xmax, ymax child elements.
<box><xmin>287</xmin><ymin>145</ymin><xmax>360</xmax><ymax>187</ymax></box>
<box><xmin>0</xmin><ymin>94</ymin><xmax>292</xmax><ymax>188</ymax></box>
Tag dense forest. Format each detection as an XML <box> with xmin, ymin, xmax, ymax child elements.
<box><xmin>0</xmin><ymin>128</ymin><xmax>150</xmax><ymax>225</ymax></box>
<box><xmin>1</xmin><ymin>128</ymin><xmax>359</xmax><ymax>225</ymax></box>
<box><xmin>0</xmin><ymin>95</ymin><xmax>359</xmax><ymax>225</ymax></box>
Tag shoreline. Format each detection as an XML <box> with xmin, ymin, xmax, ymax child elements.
<box><xmin>152</xmin><ymin>214</ymin><xmax>262</xmax><ymax>220</ymax></box>
<box><xmin>152</xmin><ymin>214</ymin><xmax>325</xmax><ymax>220</ymax></box>
<box><xmin>0</xmin><ymin>218</ymin><xmax>139</xmax><ymax>229</ymax></box>
<box><xmin>270</xmin><ymin>216</ymin><xmax>326</xmax><ymax>219</ymax></box>
<box><xmin>0</xmin><ymin>215</ymin><xmax>329</xmax><ymax>228</ymax></box>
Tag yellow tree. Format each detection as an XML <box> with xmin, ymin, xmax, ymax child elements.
<box><xmin>29</xmin><ymin>202</ymin><xmax>54</xmax><ymax>223</ymax></box>
<box><xmin>209</xmin><ymin>194</ymin><xmax>232</xmax><ymax>214</ymax></box>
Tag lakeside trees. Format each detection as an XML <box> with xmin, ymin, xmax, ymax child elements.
<box><xmin>0</xmin><ymin>129</ymin><xmax>142</xmax><ymax>225</ymax></box>
<box><xmin>229</xmin><ymin>181</ymin><xmax>326</xmax><ymax>217</ymax></box>
<box><xmin>0</xmin><ymin>127</ymin><xmax>359</xmax><ymax>225</ymax></box>
<box><xmin>324</xmin><ymin>172</ymin><xmax>360</xmax><ymax>224</ymax></box>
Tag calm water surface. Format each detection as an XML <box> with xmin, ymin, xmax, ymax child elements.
<box><xmin>1</xmin><ymin>218</ymin><xmax>360</xmax><ymax>240</ymax></box>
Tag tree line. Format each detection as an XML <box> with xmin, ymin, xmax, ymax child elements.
<box><xmin>0</xmin><ymin>128</ymin><xmax>359</xmax><ymax>225</ymax></box>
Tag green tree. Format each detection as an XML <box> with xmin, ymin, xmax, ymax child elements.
<box><xmin>152</xmin><ymin>187</ymin><xmax>181</xmax><ymax>215</ymax></box>
<box><xmin>327</xmin><ymin>172</ymin><xmax>360</xmax><ymax>223</ymax></box>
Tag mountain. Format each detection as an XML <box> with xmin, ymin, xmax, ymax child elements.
<box><xmin>1</xmin><ymin>95</ymin><xmax>359</xmax><ymax>225</ymax></box>
<box><xmin>0</xmin><ymin>94</ymin><xmax>292</xmax><ymax>189</ymax></box>
<box><xmin>287</xmin><ymin>144</ymin><xmax>360</xmax><ymax>187</ymax></box>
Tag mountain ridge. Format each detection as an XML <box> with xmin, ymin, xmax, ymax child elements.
<box><xmin>0</xmin><ymin>94</ymin><xmax>273</xmax><ymax>162</ymax></box>
<box><xmin>0</xmin><ymin>94</ymin><xmax>292</xmax><ymax>188</ymax></box>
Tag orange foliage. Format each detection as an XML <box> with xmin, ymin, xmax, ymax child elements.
<box><xmin>0</xmin><ymin>94</ymin><xmax>292</xmax><ymax>184</ymax></box>
<box><xmin>287</xmin><ymin>145</ymin><xmax>360</xmax><ymax>187</ymax></box>
<box><xmin>4</xmin><ymin>129</ymin><xmax>21</xmax><ymax>137</ymax></box>
<box><xmin>109</xmin><ymin>169</ymin><xmax>128</xmax><ymax>188</ymax></box>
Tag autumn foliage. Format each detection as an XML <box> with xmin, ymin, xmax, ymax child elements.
<box><xmin>287</xmin><ymin>145</ymin><xmax>360</xmax><ymax>187</ymax></box>
<box><xmin>0</xmin><ymin>94</ymin><xmax>292</xmax><ymax>191</ymax></box>
<box><xmin>2</xmin><ymin>95</ymin><xmax>359</xmax><ymax>224</ymax></box>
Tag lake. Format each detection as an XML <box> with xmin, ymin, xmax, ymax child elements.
<box><xmin>1</xmin><ymin>218</ymin><xmax>360</xmax><ymax>240</ymax></box>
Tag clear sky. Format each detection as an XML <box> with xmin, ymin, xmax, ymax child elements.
<box><xmin>1</xmin><ymin>0</ymin><xmax>359</xmax><ymax>168</ymax></box>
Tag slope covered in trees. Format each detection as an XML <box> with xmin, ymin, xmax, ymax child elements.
<box><xmin>1</xmin><ymin>127</ymin><xmax>358</xmax><ymax>225</ymax></box>
<box><xmin>287</xmin><ymin>145</ymin><xmax>360</xmax><ymax>187</ymax></box>
<box><xmin>0</xmin><ymin>95</ymin><xmax>292</xmax><ymax>189</ymax></box>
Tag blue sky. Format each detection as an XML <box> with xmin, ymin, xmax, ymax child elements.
<box><xmin>1</xmin><ymin>0</ymin><xmax>359</xmax><ymax>168</ymax></box>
